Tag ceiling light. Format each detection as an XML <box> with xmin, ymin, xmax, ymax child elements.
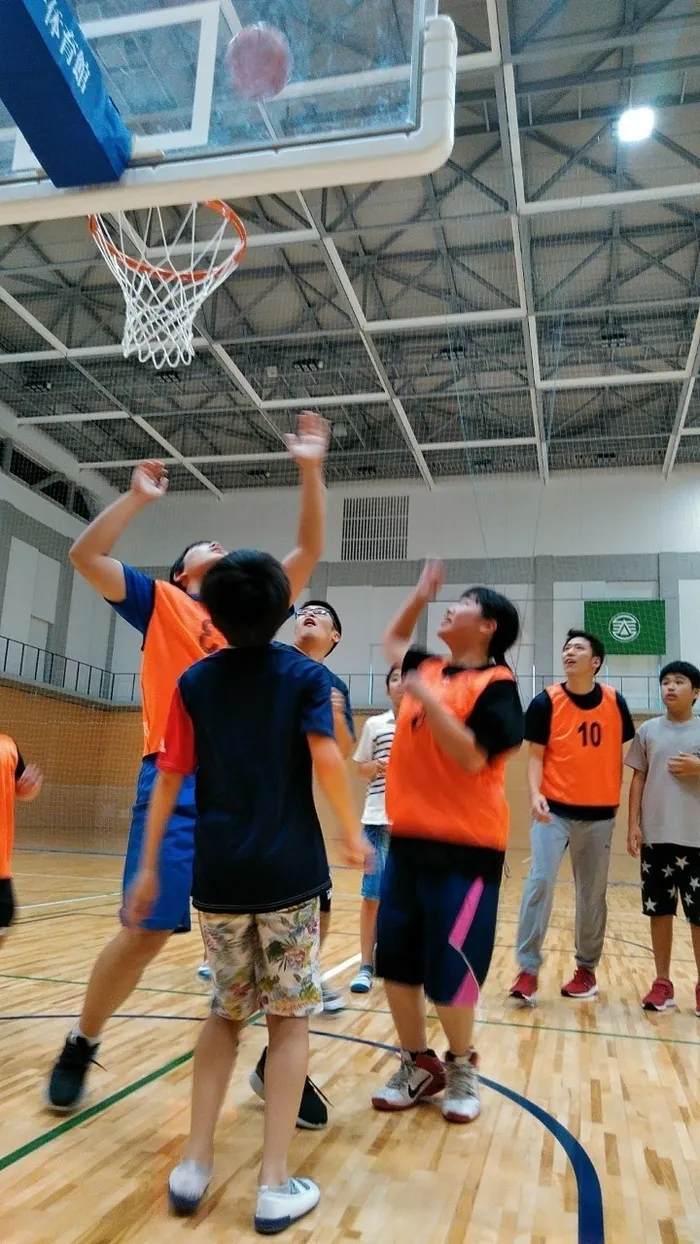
<box><xmin>600</xmin><ymin>320</ymin><xmax>628</xmax><ymax>348</ymax></box>
<box><xmin>617</xmin><ymin>106</ymin><xmax>654</xmax><ymax>143</ymax></box>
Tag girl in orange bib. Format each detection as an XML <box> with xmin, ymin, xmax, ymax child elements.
<box><xmin>371</xmin><ymin>561</ymin><xmax>524</xmax><ymax>1125</ymax></box>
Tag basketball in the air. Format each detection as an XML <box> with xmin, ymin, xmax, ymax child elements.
<box><xmin>226</xmin><ymin>24</ymin><xmax>292</xmax><ymax>101</ymax></box>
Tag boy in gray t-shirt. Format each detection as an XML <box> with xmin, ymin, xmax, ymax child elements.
<box><xmin>626</xmin><ymin>660</ymin><xmax>700</xmax><ymax>1017</ymax></box>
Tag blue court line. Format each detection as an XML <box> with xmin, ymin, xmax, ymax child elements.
<box><xmin>0</xmin><ymin>1016</ymin><xmax>605</xmax><ymax>1241</ymax></box>
<box><xmin>479</xmin><ymin>1075</ymin><xmax>604</xmax><ymax>1244</ymax></box>
<box><xmin>254</xmin><ymin>1023</ymin><xmax>606</xmax><ymax>1244</ymax></box>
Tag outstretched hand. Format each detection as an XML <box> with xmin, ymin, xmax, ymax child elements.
<box><xmin>341</xmin><ymin>836</ymin><xmax>375</xmax><ymax>870</ymax></box>
<box><xmin>284</xmin><ymin>411</ymin><xmax>330</xmax><ymax>470</ymax></box>
<box><xmin>401</xmin><ymin>669</ymin><xmax>432</xmax><ymax>706</ymax></box>
<box><xmin>416</xmin><ymin>559</ymin><xmax>445</xmax><ymax>603</ymax></box>
<box><xmin>16</xmin><ymin>764</ymin><xmax>43</xmax><ymax>802</ymax></box>
<box><xmin>130</xmin><ymin>460</ymin><xmax>169</xmax><ymax>503</ymax></box>
<box><xmin>123</xmin><ymin>868</ymin><xmax>159</xmax><ymax>927</ymax></box>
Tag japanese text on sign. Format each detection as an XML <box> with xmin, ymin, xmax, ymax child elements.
<box><xmin>44</xmin><ymin>0</ymin><xmax>91</xmax><ymax>93</ymax></box>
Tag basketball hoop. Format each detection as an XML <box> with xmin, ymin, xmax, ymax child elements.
<box><xmin>88</xmin><ymin>202</ymin><xmax>247</xmax><ymax>370</ymax></box>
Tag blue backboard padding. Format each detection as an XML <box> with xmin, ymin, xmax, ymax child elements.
<box><xmin>0</xmin><ymin>0</ymin><xmax>131</xmax><ymax>188</ymax></box>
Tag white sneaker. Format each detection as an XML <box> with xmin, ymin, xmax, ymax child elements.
<box><xmin>254</xmin><ymin>1176</ymin><xmax>320</xmax><ymax>1234</ymax></box>
<box><xmin>197</xmin><ymin>963</ymin><xmax>212</xmax><ymax>981</ymax></box>
<box><xmin>350</xmin><ymin>965</ymin><xmax>373</xmax><ymax>994</ymax></box>
<box><xmin>321</xmin><ymin>984</ymin><xmax>345</xmax><ymax>1013</ymax></box>
<box><xmin>371</xmin><ymin>1049</ymin><xmax>446</xmax><ymax>1111</ymax></box>
<box><xmin>168</xmin><ymin>1160</ymin><xmax>213</xmax><ymax>1215</ymax></box>
<box><xmin>442</xmin><ymin>1049</ymin><xmax>480</xmax><ymax>1124</ymax></box>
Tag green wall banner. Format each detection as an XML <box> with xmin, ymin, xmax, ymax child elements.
<box><xmin>583</xmin><ymin>600</ymin><xmax>666</xmax><ymax>656</ymax></box>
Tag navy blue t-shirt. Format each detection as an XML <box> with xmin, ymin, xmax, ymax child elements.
<box><xmin>159</xmin><ymin>643</ymin><xmax>335</xmax><ymax>913</ymax></box>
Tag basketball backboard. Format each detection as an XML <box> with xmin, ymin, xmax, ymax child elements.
<box><xmin>0</xmin><ymin>0</ymin><xmax>457</xmax><ymax>224</ymax></box>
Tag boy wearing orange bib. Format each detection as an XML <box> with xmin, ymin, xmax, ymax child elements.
<box><xmin>46</xmin><ymin>413</ymin><xmax>330</xmax><ymax>1114</ymax></box>
<box><xmin>510</xmin><ymin>629</ymin><xmax>635</xmax><ymax>1005</ymax></box>
<box><xmin>0</xmin><ymin>736</ymin><xmax>43</xmax><ymax>939</ymax></box>
<box><xmin>371</xmin><ymin>562</ymin><xmax>524</xmax><ymax>1125</ymax></box>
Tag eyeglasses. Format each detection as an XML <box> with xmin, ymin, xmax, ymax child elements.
<box><xmin>297</xmin><ymin>606</ymin><xmax>333</xmax><ymax>622</ymax></box>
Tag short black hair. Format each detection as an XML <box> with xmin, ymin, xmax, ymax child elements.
<box><xmin>460</xmin><ymin>586</ymin><xmax>520</xmax><ymax>665</ymax></box>
<box><xmin>659</xmin><ymin>660</ymin><xmax>700</xmax><ymax>689</ymax></box>
<box><xmin>563</xmin><ymin>628</ymin><xmax>605</xmax><ymax>671</ymax></box>
<box><xmin>385</xmin><ymin>664</ymin><xmax>400</xmax><ymax>690</ymax></box>
<box><xmin>169</xmin><ymin>540</ymin><xmax>210</xmax><ymax>589</ymax></box>
<box><xmin>199</xmin><ymin>550</ymin><xmax>290</xmax><ymax>647</ymax></box>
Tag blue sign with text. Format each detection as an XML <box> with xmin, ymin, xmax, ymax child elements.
<box><xmin>0</xmin><ymin>0</ymin><xmax>131</xmax><ymax>188</ymax></box>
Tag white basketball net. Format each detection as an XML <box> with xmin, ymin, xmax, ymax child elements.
<box><xmin>89</xmin><ymin>202</ymin><xmax>247</xmax><ymax>370</ymax></box>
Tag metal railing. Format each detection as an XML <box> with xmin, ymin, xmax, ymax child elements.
<box><xmin>0</xmin><ymin>633</ymin><xmax>669</xmax><ymax>714</ymax></box>
<box><xmin>342</xmin><ymin>670</ymin><xmax>667</xmax><ymax>713</ymax></box>
<box><xmin>0</xmin><ymin>635</ymin><xmax>140</xmax><ymax>704</ymax></box>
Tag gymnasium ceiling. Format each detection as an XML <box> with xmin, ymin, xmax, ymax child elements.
<box><xmin>2</xmin><ymin>0</ymin><xmax>700</xmax><ymax>505</ymax></box>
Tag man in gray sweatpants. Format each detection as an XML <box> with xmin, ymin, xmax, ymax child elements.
<box><xmin>510</xmin><ymin>629</ymin><xmax>635</xmax><ymax>1004</ymax></box>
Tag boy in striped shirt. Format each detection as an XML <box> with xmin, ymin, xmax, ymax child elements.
<box><xmin>350</xmin><ymin>666</ymin><xmax>403</xmax><ymax>994</ymax></box>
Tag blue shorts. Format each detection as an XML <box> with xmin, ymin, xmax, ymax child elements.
<box><xmin>121</xmin><ymin>755</ymin><xmax>195</xmax><ymax>933</ymax></box>
<box><xmin>361</xmin><ymin>825</ymin><xmax>391</xmax><ymax>901</ymax></box>
<box><xmin>375</xmin><ymin>840</ymin><xmax>501</xmax><ymax>1006</ymax></box>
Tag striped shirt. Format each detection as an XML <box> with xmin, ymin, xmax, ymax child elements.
<box><xmin>353</xmin><ymin>709</ymin><xmax>396</xmax><ymax>825</ymax></box>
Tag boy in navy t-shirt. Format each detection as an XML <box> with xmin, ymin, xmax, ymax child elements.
<box><xmin>125</xmin><ymin>550</ymin><xmax>365</xmax><ymax>1237</ymax></box>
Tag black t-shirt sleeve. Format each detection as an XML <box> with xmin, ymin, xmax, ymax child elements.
<box><xmin>524</xmin><ymin>691</ymin><xmax>552</xmax><ymax>745</ymax></box>
<box><xmin>15</xmin><ymin>750</ymin><xmax>25</xmax><ymax>780</ymax></box>
<box><xmin>401</xmin><ymin>647</ymin><xmax>434</xmax><ymax>675</ymax></box>
<box><xmin>466</xmin><ymin>680</ymin><xmax>524</xmax><ymax>759</ymax></box>
<box><xmin>616</xmin><ymin>692</ymin><xmax>636</xmax><ymax>743</ymax></box>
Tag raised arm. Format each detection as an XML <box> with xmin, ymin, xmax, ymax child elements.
<box><xmin>69</xmin><ymin>460</ymin><xmax>168</xmax><ymax>601</ymax></box>
<box><xmin>383</xmin><ymin>560</ymin><xmax>445</xmax><ymax>667</ymax></box>
<box><xmin>282</xmin><ymin>411</ymin><xmax>330</xmax><ymax>604</ymax></box>
<box><xmin>403</xmin><ymin>671</ymin><xmax>488</xmax><ymax>774</ymax></box>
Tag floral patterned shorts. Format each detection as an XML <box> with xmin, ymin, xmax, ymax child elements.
<box><xmin>199</xmin><ymin>896</ymin><xmax>323</xmax><ymax>1022</ymax></box>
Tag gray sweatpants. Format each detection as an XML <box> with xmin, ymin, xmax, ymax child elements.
<box><xmin>516</xmin><ymin>814</ymin><xmax>615</xmax><ymax>974</ymax></box>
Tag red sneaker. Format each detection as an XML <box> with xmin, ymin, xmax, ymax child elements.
<box><xmin>642</xmin><ymin>978</ymin><xmax>675</xmax><ymax>1012</ymax></box>
<box><xmin>509</xmin><ymin>971</ymin><xmax>538</xmax><ymax>1004</ymax></box>
<box><xmin>561</xmin><ymin>967</ymin><xmax>598</xmax><ymax>999</ymax></box>
<box><xmin>372</xmin><ymin>1049</ymin><xmax>446</xmax><ymax>1112</ymax></box>
<box><xmin>695</xmin><ymin>982</ymin><xmax>700</xmax><ymax>1019</ymax></box>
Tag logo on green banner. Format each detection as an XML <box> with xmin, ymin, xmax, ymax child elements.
<box><xmin>608</xmin><ymin>612</ymin><xmax>640</xmax><ymax>644</ymax></box>
<box><xmin>583</xmin><ymin>600</ymin><xmax>665</xmax><ymax>656</ymax></box>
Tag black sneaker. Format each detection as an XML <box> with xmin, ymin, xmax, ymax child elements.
<box><xmin>248</xmin><ymin>1047</ymin><xmax>329</xmax><ymax>1130</ymax></box>
<box><xmin>46</xmin><ymin>1034</ymin><xmax>101</xmax><ymax>1113</ymax></box>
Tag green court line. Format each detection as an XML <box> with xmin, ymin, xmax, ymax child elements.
<box><xmin>0</xmin><ymin>1050</ymin><xmax>194</xmax><ymax>1173</ymax></box>
<box><xmin>343</xmin><ymin>1004</ymin><xmax>700</xmax><ymax>1047</ymax></box>
<box><xmin>1</xmin><ymin>995</ymin><xmax>698</xmax><ymax>1177</ymax></box>
<box><xmin>0</xmin><ymin>1007</ymin><xmax>264</xmax><ymax>1174</ymax></box>
<box><xmin>0</xmin><ymin>971</ymin><xmax>206</xmax><ymax>999</ymax></box>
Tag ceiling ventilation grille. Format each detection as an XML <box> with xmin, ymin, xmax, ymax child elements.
<box><xmin>341</xmin><ymin>495</ymin><xmax>409</xmax><ymax>562</ymax></box>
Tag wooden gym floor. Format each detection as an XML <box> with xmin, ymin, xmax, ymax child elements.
<box><xmin>1</xmin><ymin>849</ymin><xmax>699</xmax><ymax>1244</ymax></box>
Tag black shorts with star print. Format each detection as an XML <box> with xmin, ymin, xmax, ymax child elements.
<box><xmin>640</xmin><ymin>843</ymin><xmax>700</xmax><ymax>925</ymax></box>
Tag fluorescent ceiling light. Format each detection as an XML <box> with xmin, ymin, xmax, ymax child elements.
<box><xmin>618</xmin><ymin>106</ymin><xmax>655</xmax><ymax>142</ymax></box>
